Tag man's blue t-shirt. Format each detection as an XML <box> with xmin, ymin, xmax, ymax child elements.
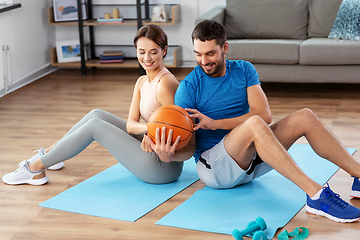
<box><xmin>175</xmin><ymin>59</ymin><xmax>260</xmax><ymax>163</ymax></box>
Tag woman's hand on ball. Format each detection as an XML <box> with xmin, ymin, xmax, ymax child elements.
<box><xmin>141</xmin><ymin>133</ymin><xmax>153</xmax><ymax>153</ymax></box>
<box><xmin>149</xmin><ymin>127</ymin><xmax>181</xmax><ymax>162</ymax></box>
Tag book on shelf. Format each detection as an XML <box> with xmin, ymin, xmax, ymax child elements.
<box><xmin>100</xmin><ymin>59</ymin><xmax>124</xmax><ymax>64</ymax></box>
<box><xmin>100</xmin><ymin>55</ymin><xmax>124</xmax><ymax>60</ymax></box>
<box><xmin>102</xmin><ymin>51</ymin><xmax>123</xmax><ymax>57</ymax></box>
<box><xmin>100</xmin><ymin>50</ymin><xmax>124</xmax><ymax>63</ymax></box>
<box><xmin>97</xmin><ymin>17</ymin><xmax>123</xmax><ymax>23</ymax></box>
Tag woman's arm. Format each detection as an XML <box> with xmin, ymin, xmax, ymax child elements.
<box><xmin>137</xmin><ymin>72</ymin><xmax>181</xmax><ymax>153</ymax></box>
<box><xmin>156</xmin><ymin>73</ymin><xmax>179</xmax><ymax>106</ymax></box>
<box><xmin>126</xmin><ymin>76</ymin><xmax>147</xmax><ymax>135</ymax></box>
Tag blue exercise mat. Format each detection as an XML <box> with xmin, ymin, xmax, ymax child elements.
<box><xmin>156</xmin><ymin>144</ymin><xmax>356</xmax><ymax>239</ymax></box>
<box><xmin>39</xmin><ymin>158</ymin><xmax>199</xmax><ymax>222</ymax></box>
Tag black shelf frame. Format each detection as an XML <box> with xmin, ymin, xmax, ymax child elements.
<box><xmin>0</xmin><ymin>3</ymin><xmax>21</xmax><ymax>14</ymax></box>
<box><xmin>77</xmin><ymin>0</ymin><xmax>149</xmax><ymax>76</ymax></box>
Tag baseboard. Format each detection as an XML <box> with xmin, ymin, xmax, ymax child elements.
<box><xmin>0</xmin><ymin>63</ymin><xmax>58</xmax><ymax>98</ymax></box>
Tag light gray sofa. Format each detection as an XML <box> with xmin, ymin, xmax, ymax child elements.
<box><xmin>196</xmin><ymin>0</ymin><xmax>360</xmax><ymax>83</ymax></box>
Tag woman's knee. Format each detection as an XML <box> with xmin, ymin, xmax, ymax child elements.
<box><xmin>83</xmin><ymin>118</ymin><xmax>107</xmax><ymax>131</ymax></box>
<box><xmin>87</xmin><ymin>109</ymin><xmax>107</xmax><ymax>119</ymax></box>
<box><xmin>87</xmin><ymin>109</ymin><xmax>126</xmax><ymax>131</ymax></box>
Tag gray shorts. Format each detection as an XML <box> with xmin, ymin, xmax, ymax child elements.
<box><xmin>196</xmin><ymin>138</ymin><xmax>273</xmax><ymax>189</ymax></box>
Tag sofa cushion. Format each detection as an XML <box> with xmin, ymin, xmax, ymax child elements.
<box><xmin>299</xmin><ymin>38</ymin><xmax>360</xmax><ymax>65</ymax></box>
<box><xmin>328</xmin><ymin>0</ymin><xmax>360</xmax><ymax>41</ymax></box>
<box><xmin>225</xmin><ymin>0</ymin><xmax>308</xmax><ymax>40</ymax></box>
<box><xmin>253</xmin><ymin>64</ymin><xmax>360</xmax><ymax>83</ymax></box>
<box><xmin>308</xmin><ymin>0</ymin><xmax>343</xmax><ymax>37</ymax></box>
<box><xmin>227</xmin><ymin>39</ymin><xmax>303</xmax><ymax>64</ymax></box>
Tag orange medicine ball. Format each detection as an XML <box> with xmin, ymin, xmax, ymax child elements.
<box><xmin>147</xmin><ymin>105</ymin><xmax>193</xmax><ymax>150</ymax></box>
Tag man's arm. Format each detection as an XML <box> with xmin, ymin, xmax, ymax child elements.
<box><xmin>187</xmin><ymin>84</ymin><xmax>272</xmax><ymax>131</ymax></box>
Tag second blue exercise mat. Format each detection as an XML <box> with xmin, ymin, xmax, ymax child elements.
<box><xmin>39</xmin><ymin>159</ymin><xmax>199</xmax><ymax>222</ymax></box>
<box><xmin>156</xmin><ymin>144</ymin><xmax>356</xmax><ymax>239</ymax></box>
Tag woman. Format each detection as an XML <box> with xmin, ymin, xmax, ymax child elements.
<box><xmin>3</xmin><ymin>24</ymin><xmax>183</xmax><ymax>185</ymax></box>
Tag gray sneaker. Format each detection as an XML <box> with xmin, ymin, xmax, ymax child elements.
<box><xmin>3</xmin><ymin>161</ymin><xmax>48</xmax><ymax>185</ymax></box>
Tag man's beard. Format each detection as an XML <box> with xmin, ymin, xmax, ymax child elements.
<box><xmin>198</xmin><ymin>52</ymin><xmax>225</xmax><ymax>77</ymax></box>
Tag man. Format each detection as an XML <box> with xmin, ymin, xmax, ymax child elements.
<box><xmin>150</xmin><ymin>20</ymin><xmax>360</xmax><ymax>223</ymax></box>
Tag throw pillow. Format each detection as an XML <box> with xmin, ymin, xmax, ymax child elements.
<box><xmin>328</xmin><ymin>0</ymin><xmax>360</xmax><ymax>40</ymax></box>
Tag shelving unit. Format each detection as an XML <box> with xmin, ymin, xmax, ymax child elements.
<box><xmin>50</xmin><ymin>46</ymin><xmax>182</xmax><ymax>68</ymax></box>
<box><xmin>48</xmin><ymin>0</ymin><xmax>181</xmax><ymax>76</ymax></box>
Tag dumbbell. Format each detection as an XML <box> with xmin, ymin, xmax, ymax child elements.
<box><xmin>232</xmin><ymin>217</ymin><xmax>267</xmax><ymax>240</ymax></box>
<box><xmin>246</xmin><ymin>220</ymin><xmax>267</xmax><ymax>240</ymax></box>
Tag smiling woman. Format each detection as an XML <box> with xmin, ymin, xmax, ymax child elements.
<box><xmin>3</xmin><ymin>24</ymin><xmax>184</xmax><ymax>186</ymax></box>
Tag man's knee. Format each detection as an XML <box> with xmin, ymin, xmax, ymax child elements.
<box><xmin>299</xmin><ymin>108</ymin><xmax>315</xmax><ymax>116</ymax></box>
<box><xmin>234</xmin><ymin>115</ymin><xmax>268</xmax><ymax>135</ymax></box>
<box><xmin>244</xmin><ymin>115</ymin><xmax>268</xmax><ymax>129</ymax></box>
<box><xmin>297</xmin><ymin>108</ymin><xmax>319</xmax><ymax>123</ymax></box>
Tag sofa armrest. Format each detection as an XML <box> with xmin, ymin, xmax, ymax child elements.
<box><xmin>195</xmin><ymin>5</ymin><xmax>225</xmax><ymax>25</ymax></box>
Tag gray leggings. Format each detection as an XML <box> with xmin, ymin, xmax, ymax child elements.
<box><xmin>40</xmin><ymin>109</ymin><xmax>183</xmax><ymax>184</ymax></box>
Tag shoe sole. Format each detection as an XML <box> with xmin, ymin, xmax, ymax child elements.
<box><xmin>2</xmin><ymin>177</ymin><xmax>49</xmax><ymax>186</ymax></box>
<box><xmin>306</xmin><ymin>204</ymin><xmax>360</xmax><ymax>223</ymax></box>
<box><xmin>47</xmin><ymin>162</ymin><xmax>64</xmax><ymax>171</ymax></box>
<box><xmin>350</xmin><ymin>190</ymin><xmax>360</xmax><ymax>198</ymax></box>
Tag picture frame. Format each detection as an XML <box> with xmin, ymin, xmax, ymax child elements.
<box><xmin>151</xmin><ymin>5</ymin><xmax>169</xmax><ymax>22</ymax></box>
<box><xmin>53</xmin><ymin>0</ymin><xmax>87</xmax><ymax>22</ymax></box>
<box><xmin>56</xmin><ymin>40</ymin><xmax>84</xmax><ymax>63</ymax></box>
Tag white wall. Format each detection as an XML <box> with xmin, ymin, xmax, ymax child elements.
<box><xmin>0</xmin><ymin>37</ymin><xmax>3</xmax><ymax>91</ymax></box>
<box><xmin>0</xmin><ymin>0</ymin><xmax>56</xmax><ymax>97</ymax></box>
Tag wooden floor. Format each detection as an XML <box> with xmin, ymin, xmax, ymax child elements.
<box><xmin>1</xmin><ymin>68</ymin><xmax>360</xmax><ymax>240</ymax></box>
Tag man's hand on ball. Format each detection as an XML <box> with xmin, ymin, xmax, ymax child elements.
<box><xmin>186</xmin><ymin>108</ymin><xmax>217</xmax><ymax>131</ymax></box>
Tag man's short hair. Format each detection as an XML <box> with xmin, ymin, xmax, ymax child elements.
<box><xmin>191</xmin><ymin>20</ymin><xmax>227</xmax><ymax>47</ymax></box>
